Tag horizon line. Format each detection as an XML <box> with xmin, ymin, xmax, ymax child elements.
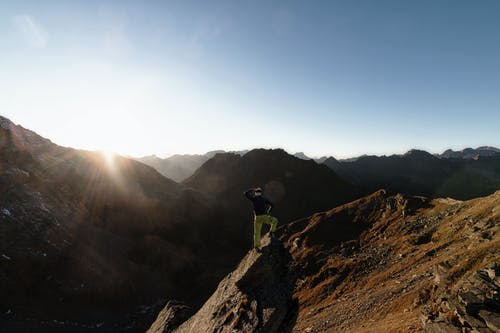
<box><xmin>2</xmin><ymin>114</ymin><xmax>497</xmax><ymax>161</ymax></box>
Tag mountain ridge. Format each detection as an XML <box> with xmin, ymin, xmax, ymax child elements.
<box><xmin>323</xmin><ymin>149</ymin><xmax>500</xmax><ymax>200</ymax></box>
<box><xmin>137</xmin><ymin>145</ymin><xmax>499</xmax><ymax>185</ymax></box>
<box><xmin>0</xmin><ymin>116</ymin><xmax>245</xmax><ymax>331</ymax></box>
<box><xmin>149</xmin><ymin>189</ymin><xmax>499</xmax><ymax>332</ymax></box>
<box><xmin>183</xmin><ymin>148</ymin><xmax>360</xmax><ymax>224</ymax></box>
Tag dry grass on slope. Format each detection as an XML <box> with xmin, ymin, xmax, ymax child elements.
<box><xmin>279</xmin><ymin>190</ymin><xmax>499</xmax><ymax>332</ymax></box>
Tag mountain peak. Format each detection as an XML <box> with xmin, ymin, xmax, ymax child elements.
<box><xmin>293</xmin><ymin>152</ymin><xmax>310</xmax><ymax>160</ymax></box>
<box><xmin>244</xmin><ymin>148</ymin><xmax>288</xmax><ymax>158</ymax></box>
<box><xmin>0</xmin><ymin>115</ymin><xmax>13</xmax><ymax>129</ymax></box>
<box><xmin>439</xmin><ymin>146</ymin><xmax>500</xmax><ymax>159</ymax></box>
<box><xmin>183</xmin><ymin>147</ymin><xmax>357</xmax><ymax>223</ymax></box>
<box><xmin>0</xmin><ymin>115</ymin><xmax>54</xmax><ymax>153</ymax></box>
<box><xmin>403</xmin><ymin>149</ymin><xmax>435</xmax><ymax>158</ymax></box>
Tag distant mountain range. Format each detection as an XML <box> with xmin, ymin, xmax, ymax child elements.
<box><xmin>438</xmin><ymin>146</ymin><xmax>500</xmax><ymax>159</ymax></box>
<box><xmin>322</xmin><ymin>149</ymin><xmax>500</xmax><ymax>200</ymax></box>
<box><xmin>139</xmin><ymin>147</ymin><xmax>499</xmax><ymax>183</ymax></box>
<box><xmin>135</xmin><ymin>150</ymin><xmax>248</xmax><ymax>182</ymax></box>
<box><xmin>137</xmin><ymin>151</ymin><xmax>322</xmax><ymax>181</ymax></box>
<box><xmin>136</xmin><ymin>152</ymin><xmax>219</xmax><ymax>182</ymax></box>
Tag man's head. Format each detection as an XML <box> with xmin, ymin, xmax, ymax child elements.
<box><xmin>253</xmin><ymin>187</ymin><xmax>263</xmax><ymax>197</ymax></box>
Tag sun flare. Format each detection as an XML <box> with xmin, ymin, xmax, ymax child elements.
<box><xmin>100</xmin><ymin>150</ymin><xmax>116</xmax><ymax>168</ymax></box>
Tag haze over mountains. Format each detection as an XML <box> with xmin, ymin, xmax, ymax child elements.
<box><xmin>138</xmin><ymin>146</ymin><xmax>500</xmax><ymax>201</ymax></box>
<box><xmin>1</xmin><ymin>115</ymin><xmax>498</xmax><ymax>332</ymax></box>
<box><xmin>135</xmin><ymin>151</ymin><xmax>248</xmax><ymax>182</ymax></box>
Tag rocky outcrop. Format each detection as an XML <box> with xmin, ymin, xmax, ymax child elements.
<box><xmin>274</xmin><ymin>190</ymin><xmax>498</xmax><ymax>332</ymax></box>
<box><xmin>156</xmin><ymin>237</ymin><xmax>296</xmax><ymax>333</ymax></box>
<box><xmin>147</xmin><ymin>301</ymin><xmax>192</xmax><ymax>333</ymax></box>
<box><xmin>421</xmin><ymin>263</ymin><xmax>500</xmax><ymax>332</ymax></box>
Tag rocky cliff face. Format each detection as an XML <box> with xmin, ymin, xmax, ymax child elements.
<box><xmin>422</xmin><ymin>263</ymin><xmax>500</xmax><ymax>332</ymax></box>
<box><xmin>150</xmin><ymin>190</ymin><xmax>499</xmax><ymax>332</ymax></box>
<box><xmin>147</xmin><ymin>301</ymin><xmax>192</xmax><ymax>333</ymax></box>
<box><xmin>148</xmin><ymin>237</ymin><xmax>295</xmax><ymax>333</ymax></box>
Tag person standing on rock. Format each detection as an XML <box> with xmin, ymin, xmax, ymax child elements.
<box><xmin>244</xmin><ymin>187</ymin><xmax>278</xmax><ymax>250</ymax></box>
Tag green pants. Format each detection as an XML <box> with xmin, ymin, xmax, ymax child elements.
<box><xmin>253</xmin><ymin>214</ymin><xmax>278</xmax><ymax>248</ymax></box>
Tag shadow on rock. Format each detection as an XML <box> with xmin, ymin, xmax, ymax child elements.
<box><xmin>150</xmin><ymin>237</ymin><xmax>297</xmax><ymax>333</ymax></box>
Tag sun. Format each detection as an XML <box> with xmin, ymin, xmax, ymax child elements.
<box><xmin>100</xmin><ymin>150</ymin><xmax>116</xmax><ymax>168</ymax></box>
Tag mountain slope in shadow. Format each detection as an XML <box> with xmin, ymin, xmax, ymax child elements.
<box><xmin>0</xmin><ymin>117</ymin><xmax>242</xmax><ymax>331</ymax></box>
<box><xmin>184</xmin><ymin>148</ymin><xmax>360</xmax><ymax>224</ymax></box>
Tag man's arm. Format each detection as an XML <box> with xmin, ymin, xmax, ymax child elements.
<box><xmin>265</xmin><ymin>198</ymin><xmax>274</xmax><ymax>213</ymax></box>
<box><xmin>244</xmin><ymin>188</ymin><xmax>254</xmax><ymax>200</ymax></box>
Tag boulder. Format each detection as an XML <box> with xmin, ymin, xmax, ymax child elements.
<box><xmin>147</xmin><ymin>301</ymin><xmax>191</xmax><ymax>333</ymax></box>
<box><xmin>173</xmin><ymin>238</ymin><xmax>295</xmax><ymax>333</ymax></box>
<box><xmin>478</xmin><ymin>310</ymin><xmax>500</xmax><ymax>332</ymax></box>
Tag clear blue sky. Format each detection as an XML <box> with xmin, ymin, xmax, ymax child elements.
<box><xmin>1</xmin><ymin>1</ymin><xmax>499</xmax><ymax>158</ymax></box>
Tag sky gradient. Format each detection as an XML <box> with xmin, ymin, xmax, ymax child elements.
<box><xmin>1</xmin><ymin>1</ymin><xmax>499</xmax><ymax>158</ymax></box>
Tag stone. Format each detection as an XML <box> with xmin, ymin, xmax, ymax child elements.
<box><xmin>477</xmin><ymin>310</ymin><xmax>500</xmax><ymax>332</ymax></box>
<box><xmin>459</xmin><ymin>292</ymin><xmax>483</xmax><ymax>314</ymax></box>
<box><xmin>457</xmin><ymin>314</ymin><xmax>486</xmax><ymax>328</ymax></box>
<box><xmin>423</xmin><ymin>322</ymin><xmax>461</xmax><ymax>333</ymax></box>
<box><xmin>147</xmin><ymin>300</ymin><xmax>191</xmax><ymax>333</ymax></box>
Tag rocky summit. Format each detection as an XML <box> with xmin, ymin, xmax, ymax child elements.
<box><xmin>150</xmin><ymin>190</ymin><xmax>499</xmax><ymax>332</ymax></box>
<box><xmin>148</xmin><ymin>237</ymin><xmax>296</xmax><ymax>333</ymax></box>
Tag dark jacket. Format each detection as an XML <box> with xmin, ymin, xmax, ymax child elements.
<box><xmin>244</xmin><ymin>189</ymin><xmax>274</xmax><ymax>216</ymax></box>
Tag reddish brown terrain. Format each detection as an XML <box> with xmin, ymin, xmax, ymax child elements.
<box><xmin>283</xmin><ymin>190</ymin><xmax>499</xmax><ymax>332</ymax></box>
<box><xmin>150</xmin><ymin>190</ymin><xmax>499</xmax><ymax>332</ymax></box>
